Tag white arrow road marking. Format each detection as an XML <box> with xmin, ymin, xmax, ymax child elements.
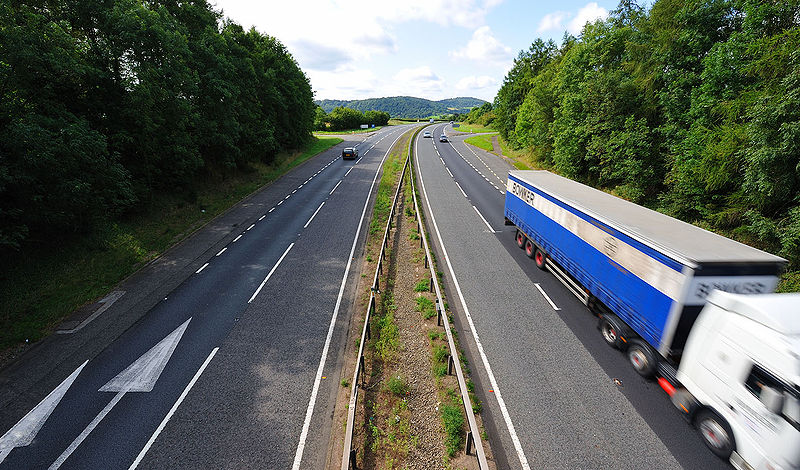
<box><xmin>100</xmin><ymin>318</ymin><xmax>191</xmax><ymax>392</ymax></box>
<box><xmin>48</xmin><ymin>319</ymin><xmax>191</xmax><ymax>469</ymax></box>
<box><xmin>0</xmin><ymin>361</ymin><xmax>88</xmax><ymax>463</ymax></box>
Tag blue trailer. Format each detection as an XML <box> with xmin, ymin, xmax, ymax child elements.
<box><xmin>504</xmin><ymin>170</ymin><xmax>786</xmax><ymax>370</ymax></box>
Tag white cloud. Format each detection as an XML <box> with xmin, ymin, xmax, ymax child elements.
<box><xmin>390</xmin><ymin>66</ymin><xmax>445</xmax><ymax>98</ymax></box>
<box><xmin>307</xmin><ymin>67</ymin><xmax>380</xmax><ymax>100</ymax></box>
<box><xmin>568</xmin><ymin>2</ymin><xmax>608</xmax><ymax>34</ymax></box>
<box><xmin>375</xmin><ymin>0</ymin><xmax>502</xmax><ymax>28</ymax></box>
<box><xmin>211</xmin><ymin>0</ymin><xmax>506</xmax><ymax>99</ymax></box>
<box><xmin>449</xmin><ymin>26</ymin><xmax>513</xmax><ymax>64</ymax></box>
<box><xmin>537</xmin><ymin>3</ymin><xmax>609</xmax><ymax>36</ymax></box>
<box><xmin>537</xmin><ymin>11</ymin><xmax>569</xmax><ymax>33</ymax></box>
<box><xmin>455</xmin><ymin>75</ymin><xmax>497</xmax><ymax>90</ymax></box>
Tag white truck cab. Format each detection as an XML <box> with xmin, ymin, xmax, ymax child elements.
<box><xmin>677</xmin><ymin>291</ymin><xmax>800</xmax><ymax>470</ymax></box>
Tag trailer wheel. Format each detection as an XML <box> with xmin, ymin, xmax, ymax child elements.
<box><xmin>598</xmin><ymin>315</ymin><xmax>627</xmax><ymax>350</ymax></box>
<box><xmin>627</xmin><ymin>340</ymin><xmax>657</xmax><ymax>378</ymax></box>
<box><xmin>524</xmin><ymin>239</ymin><xmax>535</xmax><ymax>258</ymax></box>
<box><xmin>696</xmin><ymin>410</ymin><xmax>735</xmax><ymax>460</ymax></box>
<box><xmin>516</xmin><ymin>230</ymin><xmax>525</xmax><ymax>249</ymax></box>
<box><xmin>534</xmin><ymin>249</ymin><xmax>546</xmax><ymax>270</ymax></box>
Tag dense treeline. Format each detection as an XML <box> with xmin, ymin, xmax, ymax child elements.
<box><xmin>462</xmin><ymin>102</ymin><xmax>495</xmax><ymax>127</ymax></box>
<box><xmin>316</xmin><ymin>96</ymin><xmax>485</xmax><ymax>119</ymax></box>
<box><xmin>0</xmin><ymin>0</ymin><xmax>314</xmax><ymax>249</ymax></box>
<box><xmin>314</xmin><ymin>106</ymin><xmax>390</xmax><ymax>131</ymax></box>
<box><xmin>487</xmin><ymin>0</ymin><xmax>800</xmax><ymax>269</ymax></box>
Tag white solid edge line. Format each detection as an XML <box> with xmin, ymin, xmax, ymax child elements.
<box><xmin>415</xmin><ymin>138</ymin><xmax>532</xmax><ymax>470</ymax></box>
<box><xmin>454</xmin><ymin>181</ymin><xmax>468</xmax><ymax>198</ymax></box>
<box><xmin>128</xmin><ymin>347</ymin><xmax>219</xmax><ymax>470</ymax></box>
<box><xmin>291</xmin><ymin>129</ymin><xmax>406</xmax><ymax>470</ymax></box>
<box><xmin>473</xmin><ymin>206</ymin><xmax>496</xmax><ymax>233</ymax></box>
<box><xmin>195</xmin><ymin>263</ymin><xmax>209</xmax><ymax>274</ymax></box>
<box><xmin>248</xmin><ymin>243</ymin><xmax>295</xmax><ymax>303</ymax></box>
<box><xmin>216</xmin><ymin>247</ymin><xmax>227</xmax><ymax>256</ymax></box>
<box><xmin>534</xmin><ymin>283</ymin><xmax>561</xmax><ymax>311</ymax></box>
<box><xmin>304</xmin><ymin>202</ymin><xmax>325</xmax><ymax>229</ymax></box>
<box><xmin>329</xmin><ymin>180</ymin><xmax>342</xmax><ymax>195</ymax></box>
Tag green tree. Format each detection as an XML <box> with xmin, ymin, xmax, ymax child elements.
<box><xmin>493</xmin><ymin>39</ymin><xmax>558</xmax><ymax>146</ymax></box>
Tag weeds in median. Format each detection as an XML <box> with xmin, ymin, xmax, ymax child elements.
<box><xmin>415</xmin><ymin>296</ymin><xmax>436</xmax><ymax>320</ymax></box>
<box><xmin>440</xmin><ymin>403</ymin><xmax>465</xmax><ymax>458</ymax></box>
<box><xmin>386</xmin><ymin>375</ymin><xmax>409</xmax><ymax>396</ymax></box>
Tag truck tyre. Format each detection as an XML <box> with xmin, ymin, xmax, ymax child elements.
<box><xmin>524</xmin><ymin>239</ymin><xmax>536</xmax><ymax>258</ymax></box>
<box><xmin>598</xmin><ymin>315</ymin><xmax>627</xmax><ymax>350</ymax></box>
<box><xmin>516</xmin><ymin>230</ymin><xmax>526</xmax><ymax>249</ymax></box>
<box><xmin>534</xmin><ymin>248</ymin><xmax>546</xmax><ymax>270</ymax></box>
<box><xmin>696</xmin><ymin>410</ymin><xmax>735</xmax><ymax>460</ymax></box>
<box><xmin>627</xmin><ymin>340</ymin><xmax>657</xmax><ymax>377</ymax></box>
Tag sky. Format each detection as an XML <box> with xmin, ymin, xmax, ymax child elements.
<box><xmin>210</xmin><ymin>0</ymin><xmax>620</xmax><ymax>103</ymax></box>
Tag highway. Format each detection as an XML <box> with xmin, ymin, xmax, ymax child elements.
<box><xmin>0</xmin><ymin>124</ymin><xmax>417</xmax><ymax>469</ymax></box>
<box><xmin>414</xmin><ymin>124</ymin><xmax>729</xmax><ymax>469</ymax></box>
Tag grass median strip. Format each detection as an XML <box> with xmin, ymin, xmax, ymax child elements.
<box><xmin>344</xmin><ymin>132</ymin><xmax>492</xmax><ymax>468</ymax></box>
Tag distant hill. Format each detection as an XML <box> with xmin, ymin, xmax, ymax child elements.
<box><xmin>315</xmin><ymin>96</ymin><xmax>486</xmax><ymax>119</ymax></box>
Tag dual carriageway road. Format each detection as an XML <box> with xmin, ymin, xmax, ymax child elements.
<box><xmin>0</xmin><ymin>121</ymin><xmax>731</xmax><ymax>469</ymax></box>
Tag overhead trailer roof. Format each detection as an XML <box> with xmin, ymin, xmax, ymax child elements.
<box><xmin>509</xmin><ymin>170</ymin><xmax>786</xmax><ymax>268</ymax></box>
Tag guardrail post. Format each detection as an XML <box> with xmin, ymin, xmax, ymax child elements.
<box><xmin>436</xmin><ymin>300</ymin><xmax>442</xmax><ymax>326</ymax></box>
<box><xmin>465</xmin><ymin>431</ymin><xmax>474</xmax><ymax>455</ymax></box>
<box><xmin>424</xmin><ymin>255</ymin><xmax>428</xmax><ymax>268</ymax></box>
<box><xmin>359</xmin><ymin>356</ymin><xmax>366</xmax><ymax>386</ymax></box>
<box><xmin>447</xmin><ymin>354</ymin><xmax>454</xmax><ymax>375</ymax></box>
<box><xmin>349</xmin><ymin>449</ymin><xmax>357</xmax><ymax>469</ymax></box>
<box><xmin>429</xmin><ymin>277</ymin><xmax>434</xmax><ymax>293</ymax></box>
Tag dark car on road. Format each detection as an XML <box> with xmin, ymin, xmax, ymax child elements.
<box><xmin>342</xmin><ymin>147</ymin><xmax>358</xmax><ymax>160</ymax></box>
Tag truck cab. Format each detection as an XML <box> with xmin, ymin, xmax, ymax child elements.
<box><xmin>677</xmin><ymin>291</ymin><xmax>800</xmax><ymax>470</ymax></box>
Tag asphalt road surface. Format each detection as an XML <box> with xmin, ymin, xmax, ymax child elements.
<box><xmin>414</xmin><ymin>124</ymin><xmax>729</xmax><ymax>470</ymax></box>
<box><xmin>0</xmin><ymin>124</ymin><xmax>417</xmax><ymax>469</ymax></box>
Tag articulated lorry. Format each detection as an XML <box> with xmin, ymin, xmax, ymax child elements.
<box><xmin>504</xmin><ymin>170</ymin><xmax>800</xmax><ymax>470</ymax></box>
